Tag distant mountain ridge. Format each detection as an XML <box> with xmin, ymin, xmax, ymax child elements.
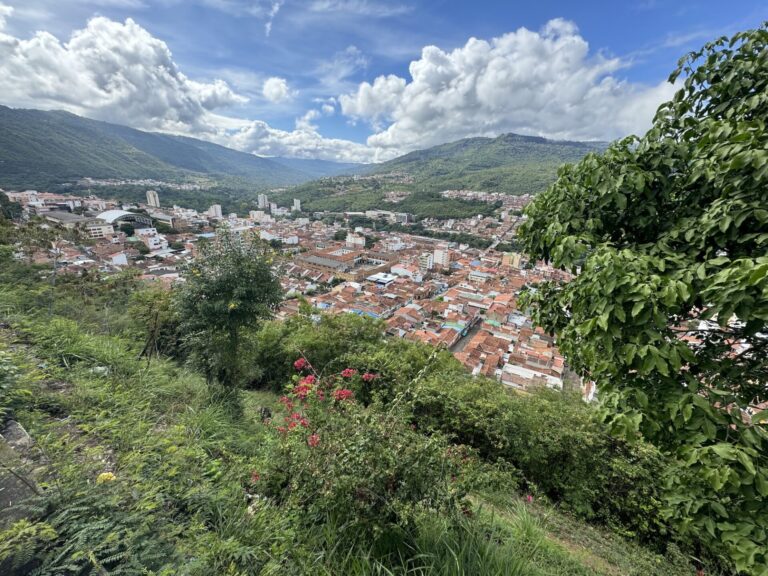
<box><xmin>369</xmin><ymin>132</ymin><xmax>607</xmax><ymax>195</ymax></box>
<box><xmin>0</xmin><ymin>105</ymin><xmax>360</xmax><ymax>190</ymax></box>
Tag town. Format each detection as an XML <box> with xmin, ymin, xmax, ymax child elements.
<box><xmin>2</xmin><ymin>186</ymin><xmax>590</xmax><ymax>399</ymax></box>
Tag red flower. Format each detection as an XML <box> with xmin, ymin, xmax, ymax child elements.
<box><xmin>278</xmin><ymin>395</ymin><xmax>294</xmax><ymax>410</ymax></box>
<box><xmin>333</xmin><ymin>389</ymin><xmax>354</xmax><ymax>401</ymax></box>
<box><xmin>299</xmin><ymin>417</ymin><xmax>309</xmax><ymax>428</ymax></box>
<box><xmin>526</xmin><ymin>494</ymin><xmax>533</xmax><ymax>504</ymax></box>
<box><xmin>300</xmin><ymin>374</ymin><xmax>316</xmax><ymax>386</ymax></box>
<box><xmin>307</xmin><ymin>433</ymin><xmax>320</xmax><ymax>448</ymax></box>
<box><xmin>362</xmin><ymin>372</ymin><xmax>377</xmax><ymax>382</ymax></box>
<box><xmin>250</xmin><ymin>471</ymin><xmax>261</xmax><ymax>483</ymax></box>
<box><xmin>340</xmin><ymin>368</ymin><xmax>357</xmax><ymax>378</ymax></box>
<box><xmin>293</xmin><ymin>358</ymin><xmax>308</xmax><ymax>371</ymax></box>
<box><xmin>288</xmin><ymin>421</ymin><xmax>298</xmax><ymax>430</ymax></box>
<box><xmin>294</xmin><ymin>385</ymin><xmax>311</xmax><ymax>399</ymax></box>
<box><xmin>276</xmin><ymin>426</ymin><xmax>287</xmax><ymax>434</ymax></box>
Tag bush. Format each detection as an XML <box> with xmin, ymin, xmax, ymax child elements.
<box><xmin>410</xmin><ymin>375</ymin><xmax>669</xmax><ymax>542</ymax></box>
<box><xmin>256</xmin><ymin>362</ymin><xmax>465</xmax><ymax>552</ymax></box>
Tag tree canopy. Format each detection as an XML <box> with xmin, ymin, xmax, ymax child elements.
<box><xmin>175</xmin><ymin>230</ymin><xmax>283</xmax><ymax>392</ymax></box>
<box><xmin>519</xmin><ymin>24</ymin><xmax>768</xmax><ymax>574</ymax></box>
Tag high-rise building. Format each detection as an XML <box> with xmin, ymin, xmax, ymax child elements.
<box><xmin>208</xmin><ymin>204</ymin><xmax>223</xmax><ymax>219</ymax></box>
<box><xmin>258</xmin><ymin>194</ymin><xmax>269</xmax><ymax>209</ymax></box>
<box><xmin>433</xmin><ymin>248</ymin><xmax>451</xmax><ymax>269</ymax></box>
<box><xmin>418</xmin><ymin>252</ymin><xmax>434</xmax><ymax>272</ymax></box>
<box><xmin>292</xmin><ymin>198</ymin><xmax>302</xmax><ymax>212</ymax></box>
<box><xmin>146</xmin><ymin>189</ymin><xmax>160</xmax><ymax>208</ymax></box>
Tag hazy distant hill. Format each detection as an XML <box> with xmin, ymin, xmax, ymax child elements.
<box><xmin>0</xmin><ymin>106</ymin><xmax>359</xmax><ymax>190</ymax></box>
<box><xmin>372</xmin><ymin>132</ymin><xmax>607</xmax><ymax>195</ymax></box>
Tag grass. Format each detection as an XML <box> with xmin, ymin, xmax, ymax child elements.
<box><xmin>0</xmin><ymin>320</ymin><xmax>699</xmax><ymax>575</ymax></box>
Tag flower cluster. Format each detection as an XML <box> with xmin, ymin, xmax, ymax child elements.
<box><xmin>340</xmin><ymin>368</ymin><xmax>357</xmax><ymax>378</ymax></box>
<box><xmin>307</xmin><ymin>433</ymin><xmax>320</xmax><ymax>448</ymax></box>
<box><xmin>96</xmin><ymin>472</ymin><xmax>116</xmax><ymax>484</ymax></box>
<box><xmin>276</xmin><ymin>411</ymin><xmax>310</xmax><ymax>433</ymax></box>
<box><xmin>362</xmin><ymin>372</ymin><xmax>377</xmax><ymax>382</ymax></box>
<box><xmin>293</xmin><ymin>358</ymin><xmax>308</xmax><ymax>371</ymax></box>
<box><xmin>332</xmin><ymin>388</ymin><xmax>354</xmax><ymax>402</ymax></box>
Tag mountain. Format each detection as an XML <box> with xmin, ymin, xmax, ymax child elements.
<box><xmin>278</xmin><ymin>132</ymin><xmax>605</xmax><ymax>219</ymax></box>
<box><xmin>371</xmin><ymin>132</ymin><xmax>607</xmax><ymax>195</ymax></box>
<box><xmin>270</xmin><ymin>157</ymin><xmax>365</xmax><ymax>179</ymax></box>
<box><xmin>0</xmin><ymin>106</ymin><xmax>359</xmax><ymax>191</ymax></box>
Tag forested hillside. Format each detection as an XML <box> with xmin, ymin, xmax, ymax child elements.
<box><xmin>0</xmin><ymin>106</ymin><xmax>356</xmax><ymax>192</ymax></box>
<box><xmin>371</xmin><ymin>132</ymin><xmax>606</xmax><ymax>194</ymax></box>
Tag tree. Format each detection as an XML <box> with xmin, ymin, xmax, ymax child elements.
<box><xmin>519</xmin><ymin>25</ymin><xmax>768</xmax><ymax>574</ymax></box>
<box><xmin>175</xmin><ymin>230</ymin><xmax>282</xmax><ymax>397</ymax></box>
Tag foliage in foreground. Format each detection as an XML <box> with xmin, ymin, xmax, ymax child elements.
<box><xmin>0</xmin><ymin>309</ymin><xmax>704</xmax><ymax>575</ymax></box>
<box><xmin>520</xmin><ymin>23</ymin><xmax>768</xmax><ymax>573</ymax></box>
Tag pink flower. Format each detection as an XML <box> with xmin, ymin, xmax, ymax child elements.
<box><xmin>526</xmin><ymin>495</ymin><xmax>533</xmax><ymax>504</ymax></box>
<box><xmin>340</xmin><ymin>368</ymin><xmax>357</xmax><ymax>378</ymax></box>
<box><xmin>278</xmin><ymin>395</ymin><xmax>294</xmax><ymax>410</ymax></box>
<box><xmin>300</xmin><ymin>374</ymin><xmax>316</xmax><ymax>386</ymax></box>
<box><xmin>293</xmin><ymin>358</ymin><xmax>308</xmax><ymax>371</ymax></box>
<box><xmin>362</xmin><ymin>372</ymin><xmax>377</xmax><ymax>382</ymax></box>
<box><xmin>294</xmin><ymin>385</ymin><xmax>311</xmax><ymax>399</ymax></box>
<box><xmin>333</xmin><ymin>389</ymin><xmax>354</xmax><ymax>402</ymax></box>
<box><xmin>307</xmin><ymin>433</ymin><xmax>320</xmax><ymax>448</ymax></box>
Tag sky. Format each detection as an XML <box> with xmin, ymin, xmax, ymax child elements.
<box><xmin>0</xmin><ymin>0</ymin><xmax>766</xmax><ymax>163</ymax></box>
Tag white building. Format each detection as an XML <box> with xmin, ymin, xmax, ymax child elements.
<box><xmin>434</xmin><ymin>248</ymin><xmax>451</xmax><ymax>268</ymax></box>
<box><xmin>292</xmin><ymin>199</ymin><xmax>302</xmax><ymax>212</ymax></box>
<box><xmin>346</xmin><ymin>233</ymin><xmax>366</xmax><ymax>249</ymax></box>
<box><xmin>135</xmin><ymin>227</ymin><xmax>169</xmax><ymax>251</ymax></box>
<box><xmin>258</xmin><ymin>194</ymin><xmax>269</xmax><ymax>209</ymax></box>
<box><xmin>146</xmin><ymin>190</ymin><xmax>160</xmax><ymax>208</ymax></box>
<box><xmin>207</xmin><ymin>204</ymin><xmax>223</xmax><ymax>219</ymax></box>
<box><xmin>85</xmin><ymin>223</ymin><xmax>115</xmax><ymax>240</ymax></box>
<box><xmin>418</xmin><ymin>252</ymin><xmax>434</xmax><ymax>272</ymax></box>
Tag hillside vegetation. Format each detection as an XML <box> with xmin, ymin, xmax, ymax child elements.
<box><xmin>372</xmin><ymin>133</ymin><xmax>605</xmax><ymax>194</ymax></box>
<box><xmin>0</xmin><ymin>106</ymin><xmax>356</xmax><ymax>192</ymax></box>
<box><xmin>0</xmin><ymin>223</ymin><xmax>706</xmax><ymax>575</ymax></box>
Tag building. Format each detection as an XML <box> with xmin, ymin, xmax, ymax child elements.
<box><xmin>85</xmin><ymin>222</ymin><xmax>115</xmax><ymax>239</ymax></box>
<box><xmin>434</xmin><ymin>248</ymin><xmax>451</xmax><ymax>269</ymax></box>
<box><xmin>346</xmin><ymin>233</ymin><xmax>366</xmax><ymax>249</ymax></box>
<box><xmin>135</xmin><ymin>228</ymin><xmax>169</xmax><ymax>251</ymax></box>
<box><xmin>418</xmin><ymin>252</ymin><xmax>434</xmax><ymax>273</ymax></box>
<box><xmin>97</xmin><ymin>209</ymin><xmax>153</xmax><ymax>229</ymax></box>
<box><xmin>207</xmin><ymin>204</ymin><xmax>223</xmax><ymax>219</ymax></box>
<box><xmin>258</xmin><ymin>194</ymin><xmax>269</xmax><ymax>209</ymax></box>
<box><xmin>292</xmin><ymin>199</ymin><xmax>302</xmax><ymax>212</ymax></box>
<box><xmin>146</xmin><ymin>190</ymin><xmax>160</xmax><ymax>208</ymax></box>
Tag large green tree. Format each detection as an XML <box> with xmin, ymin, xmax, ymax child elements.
<box><xmin>519</xmin><ymin>25</ymin><xmax>768</xmax><ymax>574</ymax></box>
<box><xmin>176</xmin><ymin>229</ymin><xmax>282</xmax><ymax>394</ymax></box>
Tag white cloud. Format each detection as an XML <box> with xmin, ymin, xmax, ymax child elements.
<box><xmin>309</xmin><ymin>0</ymin><xmax>412</xmax><ymax>17</ymax></box>
<box><xmin>0</xmin><ymin>2</ymin><xmax>12</xmax><ymax>30</ymax></box>
<box><xmin>262</xmin><ymin>76</ymin><xmax>294</xmax><ymax>102</ymax></box>
<box><xmin>0</xmin><ymin>11</ymin><xmax>379</xmax><ymax>162</ymax></box>
<box><xmin>0</xmin><ymin>15</ymin><xmax>246</xmax><ymax>133</ymax></box>
<box><xmin>227</xmin><ymin>119</ymin><xmax>379</xmax><ymax>162</ymax></box>
<box><xmin>264</xmin><ymin>0</ymin><xmax>283</xmax><ymax>36</ymax></box>
<box><xmin>340</xmin><ymin>18</ymin><xmax>677</xmax><ymax>152</ymax></box>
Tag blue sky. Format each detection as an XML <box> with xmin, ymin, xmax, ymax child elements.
<box><xmin>0</xmin><ymin>0</ymin><xmax>766</xmax><ymax>161</ymax></box>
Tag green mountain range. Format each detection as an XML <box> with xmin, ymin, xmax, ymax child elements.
<box><xmin>371</xmin><ymin>132</ymin><xmax>606</xmax><ymax>195</ymax></box>
<box><xmin>0</xmin><ymin>106</ymin><xmax>358</xmax><ymax>191</ymax></box>
<box><xmin>0</xmin><ymin>106</ymin><xmax>604</xmax><ymax>214</ymax></box>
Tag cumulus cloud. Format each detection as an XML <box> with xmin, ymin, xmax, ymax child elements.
<box><xmin>262</xmin><ymin>76</ymin><xmax>294</xmax><ymax>102</ymax></box>
<box><xmin>227</xmin><ymin>119</ymin><xmax>379</xmax><ymax>162</ymax></box>
<box><xmin>0</xmin><ymin>12</ymin><xmax>379</xmax><ymax>162</ymax></box>
<box><xmin>0</xmin><ymin>15</ymin><xmax>246</xmax><ymax>133</ymax></box>
<box><xmin>340</xmin><ymin>18</ymin><xmax>677</xmax><ymax>151</ymax></box>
